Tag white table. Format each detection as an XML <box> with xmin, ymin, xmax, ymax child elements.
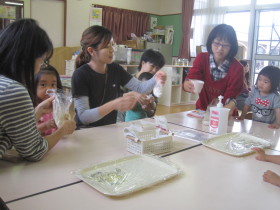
<box><xmin>0</xmin><ymin>120</ymin><xmax>198</xmax><ymax>203</ymax></box>
<box><xmin>7</xmin><ymin>147</ymin><xmax>280</xmax><ymax>210</ymax></box>
<box><xmin>164</xmin><ymin>111</ymin><xmax>280</xmax><ymax>151</ymax></box>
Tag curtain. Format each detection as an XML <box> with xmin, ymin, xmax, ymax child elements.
<box><xmin>96</xmin><ymin>5</ymin><xmax>150</xmax><ymax>43</ymax></box>
<box><xmin>178</xmin><ymin>0</ymin><xmax>195</xmax><ymax>60</ymax></box>
<box><xmin>190</xmin><ymin>0</ymin><xmax>226</xmax><ymax>57</ymax></box>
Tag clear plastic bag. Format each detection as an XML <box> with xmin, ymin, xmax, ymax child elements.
<box><xmin>153</xmin><ymin>81</ymin><xmax>163</xmax><ymax>97</ymax></box>
<box><xmin>47</xmin><ymin>89</ymin><xmax>72</xmax><ymax>128</ymax></box>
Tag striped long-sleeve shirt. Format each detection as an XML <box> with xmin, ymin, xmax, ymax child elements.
<box><xmin>0</xmin><ymin>75</ymin><xmax>48</xmax><ymax>161</ymax></box>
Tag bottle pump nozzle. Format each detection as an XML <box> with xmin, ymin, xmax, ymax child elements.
<box><xmin>217</xmin><ymin>95</ymin><xmax>223</xmax><ymax>108</ymax></box>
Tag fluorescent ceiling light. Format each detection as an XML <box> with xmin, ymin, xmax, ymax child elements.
<box><xmin>4</xmin><ymin>1</ymin><xmax>23</xmax><ymax>6</ymax></box>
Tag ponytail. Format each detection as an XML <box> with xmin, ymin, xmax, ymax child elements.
<box><xmin>75</xmin><ymin>49</ymin><xmax>90</xmax><ymax>69</ymax></box>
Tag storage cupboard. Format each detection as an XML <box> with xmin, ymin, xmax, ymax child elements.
<box><xmin>158</xmin><ymin>65</ymin><xmax>198</xmax><ymax>106</ymax></box>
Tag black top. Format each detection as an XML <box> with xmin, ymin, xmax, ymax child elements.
<box><xmin>72</xmin><ymin>62</ymin><xmax>132</xmax><ymax>127</ymax></box>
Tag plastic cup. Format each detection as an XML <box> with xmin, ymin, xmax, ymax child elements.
<box><xmin>191</xmin><ymin>79</ymin><xmax>204</xmax><ymax>94</ymax></box>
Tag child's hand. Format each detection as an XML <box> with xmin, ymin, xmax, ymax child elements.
<box><xmin>252</xmin><ymin>147</ymin><xmax>267</xmax><ymax>161</ymax></box>
<box><xmin>35</xmin><ymin>96</ymin><xmax>55</xmax><ymax>122</ymax></box>
<box><xmin>268</xmin><ymin>123</ymin><xmax>280</xmax><ymax>129</ymax></box>
<box><xmin>46</xmin><ymin>119</ymin><xmax>57</xmax><ymax>129</ymax></box>
<box><xmin>142</xmin><ymin>96</ymin><xmax>155</xmax><ymax>111</ymax></box>
<box><xmin>60</xmin><ymin>119</ymin><xmax>76</xmax><ymax>135</ymax></box>
<box><xmin>263</xmin><ymin>170</ymin><xmax>280</xmax><ymax>187</ymax></box>
<box><xmin>138</xmin><ymin>94</ymin><xmax>150</xmax><ymax>107</ymax></box>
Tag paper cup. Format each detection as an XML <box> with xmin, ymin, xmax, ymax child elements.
<box><xmin>191</xmin><ymin>79</ymin><xmax>204</xmax><ymax>94</ymax></box>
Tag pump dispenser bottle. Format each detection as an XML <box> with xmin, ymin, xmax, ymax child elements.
<box><xmin>209</xmin><ymin>95</ymin><xmax>230</xmax><ymax>135</ymax></box>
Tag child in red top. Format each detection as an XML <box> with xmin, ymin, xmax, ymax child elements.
<box><xmin>183</xmin><ymin>24</ymin><xmax>243</xmax><ymax>116</ymax></box>
<box><xmin>35</xmin><ymin>65</ymin><xmax>63</xmax><ymax>136</ymax></box>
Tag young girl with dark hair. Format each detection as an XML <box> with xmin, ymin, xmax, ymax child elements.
<box><xmin>72</xmin><ymin>25</ymin><xmax>166</xmax><ymax>128</ymax></box>
<box><xmin>237</xmin><ymin>66</ymin><xmax>280</xmax><ymax>129</ymax></box>
<box><xmin>0</xmin><ymin>19</ymin><xmax>76</xmax><ymax>162</ymax></box>
<box><xmin>183</xmin><ymin>24</ymin><xmax>243</xmax><ymax>116</ymax></box>
<box><xmin>35</xmin><ymin>65</ymin><xmax>63</xmax><ymax>136</ymax></box>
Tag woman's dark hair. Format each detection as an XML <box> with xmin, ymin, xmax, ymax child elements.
<box><xmin>34</xmin><ymin>65</ymin><xmax>63</xmax><ymax>105</ymax></box>
<box><xmin>75</xmin><ymin>25</ymin><xmax>112</xmax><ymax>69</ymax></box>
<box><xmin>256</xmin><ymin>66</ymin><xmax>280</xmax><ymax>93</ymax></box>
<box><xmin>138</xmin><ymin>49</ymin><xmax>165</xmax><ymax>71</ymax></box>
<box><xmin>0</xmin><ymin>18</ymin><xmax>53</xmax><ymax>101</ymax></box>
<box><xmin>206</xmin><ymin>24</ymin><xmax>238</xmax><ymax>61</ymax></box>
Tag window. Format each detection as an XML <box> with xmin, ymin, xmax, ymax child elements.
<box><xmin>257</xmin><ymin>0</ymin><xmax>280</xmax><ymax>5</ymax></box>
<box><xmin>253</xmin><ymin>9</ymin><xmax>280</xmax><ymax>83</ymax></box>
<box><xmin>220</xmin><ymin>0</ymin><xmax>251</xmax><ymax>6</ymax></box>
<box><xmin>224</xmin><ymin>12</ymin><xmax>250</xmax><ymax>58</ymax></box>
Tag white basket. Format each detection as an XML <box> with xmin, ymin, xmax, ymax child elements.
<box><xmin>127</xmin><ymin>135</ymin><xmax>173</xmax><ymax>155</ymax></box>
<box><xmin>134</xmin><ymin>129</ymin><xmax>158</xmax><ymax>140</ymax></box>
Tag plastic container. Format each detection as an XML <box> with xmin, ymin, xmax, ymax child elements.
<box><xmin>126</xmin><ymin>48</ymin><xmax>132</xmax><ymax>64</ymax></box>
<box><xmin>209</xmin><ymin>95</ymin><xmax>230</xmax><ymax>135</ymax></box>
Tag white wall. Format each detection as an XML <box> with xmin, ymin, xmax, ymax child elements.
<box><xmin>31</xmin><ymin>0</ymin><xmax>64</xmax><ymax>47</ymax></box>
<box><xmin>159</xmin><ymin>0</ymin><xmax>181</xmax><ymax>15</ymax></box>
<box><xmin>22</xmin><ymin>0</ymin><xmax>31</xmax><ymax>17</ymax></box>
<box><xmin>23</xmin><ymin>0</ymin><xmax>182</xmax><ymax>47</ymax></box>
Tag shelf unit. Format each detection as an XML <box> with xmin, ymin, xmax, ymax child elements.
<box><xmin>158</xmin><ymin>65</ymin><xmax>198</xmax><ymax>106</ymax></box>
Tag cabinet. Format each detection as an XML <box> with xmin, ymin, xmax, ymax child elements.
<box><xmin>158</xmin><ymin>66</ymin><xmax>198</xmax><ymax>106</ymax></box>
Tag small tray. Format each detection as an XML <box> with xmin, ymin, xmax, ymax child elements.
<box><xmin>73</xmin><ymin>155</ymin><xmax>180</xmax><ymax>196</ymax></box>
<box><xmin>202</xmin><ymin>132</ymin><xmax>271</xmax><ymax>157</ymax></box>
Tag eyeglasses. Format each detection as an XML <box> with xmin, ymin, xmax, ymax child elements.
<box><xmin>251</xmin><ymin>104</ymin><xmax>272</xmax><ymax>116</ymax></box>
<box><xmin>212</xmin><ymin>41</ymin><xmax>231</xmax><ymax>49</ymax></box>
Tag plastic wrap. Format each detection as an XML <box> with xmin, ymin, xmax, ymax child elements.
<box><xmin>153</xmin><ymin>81</ymin><xmax>163</xmax><ymax>97</ymax></box>
<box><xmin>172</xmin><ymin>128</ymin><xmax>214</xmax><ymax>142</ymax></box>
<box><xmin>47</xmin><ymin>89</ymin><xmax>72</xmax><ymax>128</ymax></box>
<box><xmin>202</xmin><ymin>132</ymin><xmax>271</xmax><ymax>156</ymax></box>
<box><xmin>72</xmin><ymin>154</ymin><xmax>181</xmax><ymax>196</ymax></box>
<box><xmin>124</xmin><ymin>121</ymin><xmax>159</xmax><ymax>141</ymax></box>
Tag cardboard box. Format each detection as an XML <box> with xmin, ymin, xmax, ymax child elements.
<box><xmin>120</xmin><ymin>40</ymin><xmax>146</xmax><ymax>49</ymax></box>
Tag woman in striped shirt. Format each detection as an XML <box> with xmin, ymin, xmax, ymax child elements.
<box><xmin>0</xmin><ymin>19</ymin><xmax>76</xmax><ymax>162</ymax></box>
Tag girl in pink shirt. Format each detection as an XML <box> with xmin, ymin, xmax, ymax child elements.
<box><xmin>35</xmin><ymin>65</ymin><xmax>63</xmax><ymax>136</ymax></box>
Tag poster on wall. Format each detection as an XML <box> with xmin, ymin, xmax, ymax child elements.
<box><xmin>0</xmin><ymin>5</ymin><xmax>16</xmax><ymax>19</ymax></box>
<box><xmin>150</xmin><ymin>17</ymin><xmax>157</xmax><ymax>29</ymax></box>
<box><xmin>89</xmin><ymin>6</ymin><xmax>102</xmax><ymax>26</ymax></box>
